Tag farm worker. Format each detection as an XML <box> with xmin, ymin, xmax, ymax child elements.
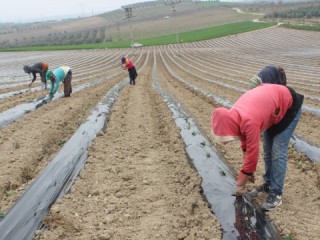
<box><xmin>23</xmin><ymin>62</ymin><xmax>49</xmax><ymax>89</ymax></box>
<box><xmin>46</xmin><ymin>66</ymin><xmax>72</xmax><ymax>99</ymax></box>
<box><xmin>121</xmin><ymin>56</ymin><xmax>138</xmax><ymax>85</ymax></box>
<box><xmin>248</xmin><ymin>65</ymin><xmax>287</xmax><ymax>89</ymax></box>
<box><xmin>248</xmin><ymin>65</ymin><xmax>289</xmax><ymax>198</ymax></box>
<box><xmin>211</xmin><ymin>84</ymin><xmax>303</xmax><ymax>211</ymax></box>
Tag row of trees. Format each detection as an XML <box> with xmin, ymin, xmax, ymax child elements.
<box><xmin>0</xmin><ymin>22</ymin><xmax>49</xmax><ymax>35</ymax></box>
<box><xmin>265</xmin><ymin>3</ymin><xmax>320</xmax><ymax>19</ymax></box>
<box><xmin>0</xmin><ymin>27</ymin><xmax>108</xmax><ymax>48</ymax></box>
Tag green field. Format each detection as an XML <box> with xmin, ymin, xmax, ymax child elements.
<box><xmin>1</xmin><ymin>21</ymin><xmax>274</xmax><ymax>52</ymax></box>
<box><xmin>1</xmin><ymin>0</ymin><xmax>319</xmax><ymax>52</ymax></box>
<box><xmin>106</xmin><ymin>21</ymin><xmax>275</xmax><ymax>48</ymax></box>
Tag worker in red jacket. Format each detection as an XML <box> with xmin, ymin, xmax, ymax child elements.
<box><xmin>211</xmin><ymin>84</ymin><xmax>303</xmax><ymax>211</ymax></box>
<box><xmin>121</xmin><ymin>57</ymin><xmax>138</xmax><ymax>85</ymax></box>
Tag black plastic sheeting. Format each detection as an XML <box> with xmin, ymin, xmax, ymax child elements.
<box><xmin>0</xmin><ymin>50</ymin><xmax>318</xmax><ymax>239</ymax></box>
<box><xmin>0</xmin><ymin>50</ymin><xmax>150</xmax><ymax>240</ymax></box>
<box><xmin>0</xmin><ymin>79</ymin><xmax>127</xmax><ymax>240</ymax></box>
<box><xmin>159</xmin><ymin>51</ymin><xmax>320</xmax><ymax>163</ymax></box>
<box><xmin>0</xmin><ymin>49</ymin><xmax>147</xmax><ymax>128</ymax></box>
<box><xmin>0</xmin><ymin>87</ymin><xmax>36</xmax><ymax>99</ymax></box>
<box><xmin>303</xmin><ymin>104</ymin><xmax>320</xmax><ymax>116</ymax></box>
<box><xmin>166</xmin><ymin>47</ymin><xmax>320</xmax><ymax>115</ymax></box>
<box><xmin>152</xmin><ymin>52</ymin><xmax>282</xmax><ymax>240</ymax></box>
<box><xmin>0</xmin><ymin>72</ymin><xmax>120</xmax><ymax>128</ymax></box>
<box><xmin>291</xmin><ymin>135</ymin><xmax>320</xmax><ymax>162</ymax></box>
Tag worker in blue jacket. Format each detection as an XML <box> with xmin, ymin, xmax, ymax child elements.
<box><xmin>46</xmin><ymin>66</ymin><xmax>72</xmax><ymax>99</ymax></box>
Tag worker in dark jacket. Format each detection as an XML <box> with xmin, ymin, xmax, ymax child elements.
<box><xmin>249</xmin><ymin>65</ymin><xmax>286</xmax><ymax>89</ymax></box>
<box><xmin>23</xmin><ymin>62</ymin><xmax>49</xmax><ymax>89</ymax></box>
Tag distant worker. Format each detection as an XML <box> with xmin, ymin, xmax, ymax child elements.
<box><xmin>23</xmin><ymin>62</ymin><xmax>49</xmax><ymax>89</ymax></box>
<box><xmin>46</xmin><ymin>66</ymin><xmax>72</xmax><ymax>99</ymax></box>
<box><xmin>248</xmin><ymin>65</ymin><xmax>287</xmax><ymax>89</ymax></box>
<box><xmin>121</xmin><ymin>57</ymin><xmax>138</xmax><ymax>85</ymax></box>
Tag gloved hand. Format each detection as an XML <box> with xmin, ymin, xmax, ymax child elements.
<box><xmin>235</xmin><ymin>171</ymin><xmax>255</xmax><ymax>196</ymax></box>
<box><xmin>248</xmin><ymin>174</ymin><xmax>255</xmax><ymax>183</ymax></box>
<box><xmin>235</xmin><ymin>185</ymin><xmax>247</xmax><ymax>196</ymax></box>
<box><xmin>35</xmin><ymin>102</ymin><xmax>43</xmax><ymax>109</ymax></box>
<box><xmin>36</xmin><ymin>99</ymin><xmax>47</xmax><ymax>109</ymax></box>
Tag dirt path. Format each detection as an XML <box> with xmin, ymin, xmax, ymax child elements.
<box><xmin>34</xmin><ymin>53</ymin><xmax>221</xmax><ymax>239</ymax></box>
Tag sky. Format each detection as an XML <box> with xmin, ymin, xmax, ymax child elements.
<box><xmin>0</xmin><ymin>0</ymin><xmax>156</xmax><ymax>23</ymax></box>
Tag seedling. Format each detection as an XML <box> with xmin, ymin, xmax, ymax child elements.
<box><xmin>5</xmin><ymin>190</ymin><xmax>15</xmax><ymax>197</ymax></box>
<box><xmin>219</xmin><ymin>170</ymin><xmax>226</xmax><ymax>176</ymax></box>
<box><xmin>58</xmin><ymin>139</ymin><xmax>66</xmax><ymax>147</ymax></box>
<box><xmin>44</xmin><ymin>149</ymin><xmax>52</xmax><ymax>156</ymax></box>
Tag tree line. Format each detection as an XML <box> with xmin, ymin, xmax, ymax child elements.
<box><xmin>264</xmin><ymin>3</ymin><xmax>320</xmax><ymax>19</ymax></box>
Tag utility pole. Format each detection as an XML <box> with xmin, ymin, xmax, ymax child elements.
<box><xmin>116</xmin><ymin>22</ymin><xmax>121</xmax><ymax>41</ymax></box>
<box><xmin>123</xmin><ymin>7</ymin><xmax>136</xmax><ymax>55</ymax></box>
<box><xmin>165</xmin><ymin>0</ymin><xmax>181</xmax><ymax>54</ymax></box>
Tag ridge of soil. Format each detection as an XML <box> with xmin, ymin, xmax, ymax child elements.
<box><xmin>34</xmin><ymin>53</ymin><xmax>221</xmax><ymax>240</ymax></box>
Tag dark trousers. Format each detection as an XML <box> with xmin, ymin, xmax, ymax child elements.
<box><xmin>40</xmin><ymin>70</ymin><xmax>47</xmax><ymax>89</ymax></box>
<box><xmin>128</xmin><ymin>67</ymin><xmax>138</xmax><ymax>85</ymax></box>
<box><xmin>63</xmin><ymin>70</ymin><xmax>72</xmax><ymax>97</ymax></box>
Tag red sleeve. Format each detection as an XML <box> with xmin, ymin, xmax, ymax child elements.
<box><xmin>241</xmin><ymin>124</ymin><xmax>261</xmax><ymax>174</ymax></box>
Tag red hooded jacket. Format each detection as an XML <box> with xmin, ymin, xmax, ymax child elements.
<box><xmin>123</xmin><ymin>58</ymin><xmax>134</xmax><ymax>69</ymax></box>
<box><xmin>211</xmin><ymin>84</ymin><xmax>293</xmax><ymax>173</ymax></box>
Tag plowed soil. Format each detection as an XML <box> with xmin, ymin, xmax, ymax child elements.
<box><xmin>0</xmin><ymin>26</ymin><xmax>320</xmax><ymax>240</ymax></box>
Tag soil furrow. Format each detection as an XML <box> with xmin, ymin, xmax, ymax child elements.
<box><xmin>34</xmin><ymin>52</ymin><xmax>222</xmax><ymax>240</ymax></box>
<box><xmin>156</xmin><ymin>49</ymin><xmax>320</xmax><ymax>240</ymax></box>
<box><xmin>0</xmin><ymin>76</ymin><xmax>122</xmax><ymax>211</ymax></box>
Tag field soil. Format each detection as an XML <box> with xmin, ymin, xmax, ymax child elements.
<box><xmin>0</xmin><ymin>26</ymin><xmax>320</xmax><ymax>240</ymax></box>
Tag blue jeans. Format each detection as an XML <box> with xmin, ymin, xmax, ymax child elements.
<box><xmin>262</xmin><ymin>108</ymin><xmax>302</xmax><ymax>195</ymax></box>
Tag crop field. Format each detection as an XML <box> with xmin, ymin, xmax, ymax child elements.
<box><xmin>0</xmin><ymin>26</ymin><xmax>320</xmax><ymax>240</ymax></box>
<box><xmin>0</xmin><ymin>3</ymin><xmax>255</xmax><ymax>48</ymax></box>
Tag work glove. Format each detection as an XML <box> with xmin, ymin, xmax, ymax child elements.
<box><xmin>36</xmin><ymin>99</ymin><xmax>47</xmax><ymax>109</ymax></box>
<box><xmin>235</xmin><ymin>171</ymin><xmax>255</xmax><ymax>196</ymax></box>
<box><xmin>35</xmin><ymin>102</ymin><xmax>43</xmax><ymax>109</ymax></box>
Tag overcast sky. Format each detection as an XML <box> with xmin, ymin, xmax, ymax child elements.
<box><xmin>0</xmin><ymin>0</ymin><xmax>156</xmax><ymax>23</ymax></box>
